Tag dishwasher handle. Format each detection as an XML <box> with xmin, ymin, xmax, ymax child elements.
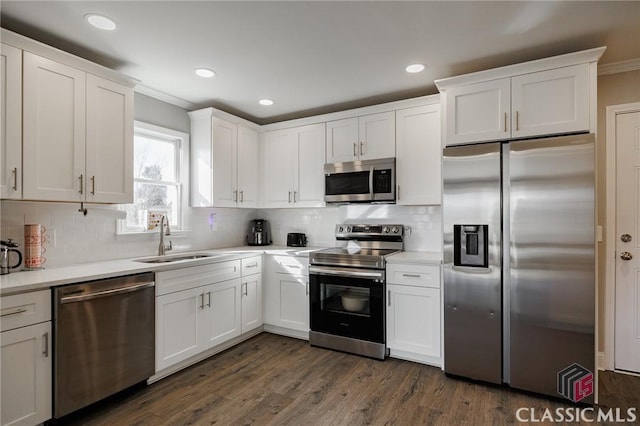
<box><xmin>60</xmin><ymin>281</ymin><xmax>155</xmax><ymax>304</ymax></box>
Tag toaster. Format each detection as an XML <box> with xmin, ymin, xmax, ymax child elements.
<box><xmin>287</xmin><ymin>233</ymin><xmax>307</xmax><ymax>247</ymax></box>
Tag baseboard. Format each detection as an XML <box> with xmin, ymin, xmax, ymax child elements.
<box><xmin>598</xmin><ymin>351</ymin><xmax>606</xmax><ymax>371</ymax></box>
<box><xmin>389</xmin><ymin>348</ymin><xmax>442</xmax><ymax>368</ymax></box>
<box><xmin>263</xmin><ymin>324</ymin><xmax>309</xmax><ymax>341</ymax></box>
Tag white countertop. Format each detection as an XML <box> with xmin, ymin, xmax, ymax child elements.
<box><xmin>0</xmin><ymin>245</ymin><xmax>322</xmax><ymax>296</ymax></box>
<box><xmin>386</xmin><ymin>251</ymin><xmax>442</xmax><ymax>265</ymax></box>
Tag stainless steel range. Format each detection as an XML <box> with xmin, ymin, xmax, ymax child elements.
<box><xmin>309</xmin><ymin>224</ymin><xmax>403</xmax><ymax>360</ymax></box>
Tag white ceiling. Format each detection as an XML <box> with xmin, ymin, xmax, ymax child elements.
<box><xmin>2</xmin><ymin>1</ymin><xmax>639</xmax><ymax>124</ymax></box>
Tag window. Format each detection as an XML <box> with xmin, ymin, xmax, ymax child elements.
<box><xmin>120</xmin><ymin>121</ymin><xmax>189</xmax><ymax>233</ymax></box>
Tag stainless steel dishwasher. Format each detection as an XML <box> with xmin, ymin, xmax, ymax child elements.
<box><xmin>53</xmin><ymin>272</ymin><xmax>155</xmax><ymax>418</ymax></box>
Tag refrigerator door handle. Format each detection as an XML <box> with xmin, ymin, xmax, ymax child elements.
<box><xmin>451</xmin><ymin>265</ymin><xmax>493</xmax><ymax>274</ymax></box>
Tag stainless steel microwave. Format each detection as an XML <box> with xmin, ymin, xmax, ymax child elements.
<box><xmin>324</xmin><ymin>158</ymin><xmax>395</xmax><ymax>204</ymax></box>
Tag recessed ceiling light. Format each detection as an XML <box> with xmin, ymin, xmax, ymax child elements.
<box><xmin>195</xmin><ymin>68</ymin><xmax>216</xmax><ymax>78</ymax></box>
<box><xmin>406</xmin><ymin>64</ymin><xmax>426</xmax><ymax>73</ymax></box>
<box><xmin>259</xmin><ymin>99</ymin><xmax>274</xmax><ymax>106</ymax></box>
<box><xmin>85</xmin><ymin>14</ymin><xmax>117</xmax><ymax>31</ymax></box>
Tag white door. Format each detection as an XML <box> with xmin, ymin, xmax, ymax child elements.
<box><xmin>278</xmin><ymin>275</ymin><xmax>309</xmax><ymax>332</ymax></box>
<box><xmin>359</xmin><ymin>111</ymin><xmax>395</xmax><ymax>160</ymax></box>
<box><xmin>295</xmin><ymin>123</ymin><xmax>325</xmax><ymax>207</ymax></box>
<box><xmin>203</xmin><ymin>278</ymin><xmax>241</xmax><ymax>348</ymax></box>
<box><xmin>1</xmin><ymin>322</ymin><xmax>52</xmax><ymax>426</ymax></box>
<box><xmin>85</xmin><ymin>74</ymin><xmax>133</xmax><ymax>203</ymax></box>
<box><xmin>395</xmin><ymin>104</ymin><xmax>441</xmax><ymax>205</ymax></box>
<box><xmin>241</xmin><ymin>274</ymin><xmax>263</xmax><ymax>333</ymax></box>
<box><xmin>211</xmin><ymin>118</ymin><xmax>238</xmax><ymax>207</ymax></box>
<box><xmin>326</xmin><ymin>117</ymin><xmax>358</xmax><ymax>163</ymax></box>
<box><xmin>1</xmin><ymin>43</ymin><xmax>22</xmax><ymax>199</ymax></box>
<box><xmin>263</xmin><ymin>129</ymin><xmax>296</xmax><ymax>207</ymax></box>
<box><xmin>237</xmin><ymin>125</ymin><xmax>258</xmax><ymax>208</ymax></box>
<box><xmin>615</xmin><ymin>109</ymin><xmax>640</xmax><ymax>373</ymax></box>
<box><xmin>155</xmin><ymin>287</ymin><xmax>204</xmax><ymax>372</ymax></box>
<box><xmin>387</xmin><ymin>284</ymin><xmax>440</xmax><ymax>359</ymax></box>
<box><xmin>23</xmin><ymin>52</ymin><xmax>86</xmax><ymax>201</ymax></box>
<box><xmin>444</xmin><ymin>78</ymin><xmax>510</xmax><ymax>146</ymax></box>
<box><xmin>511</xmin><ymin>64</ymin><xmax>590</xmax><ymax>139</ymax></box>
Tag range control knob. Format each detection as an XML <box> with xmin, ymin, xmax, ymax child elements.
<box><xmin>392</xmin><ymin>226</ymin><xmax>399</xmax><ymax>233</ymax></box>
<box><xmin>346</xmin><ymin>226</ymin><xmax>352</xmax><ymax>232</ymax></box>
<box><xmin>338</xmin><ymin>226</ymin><xmax>344</xmax><ymax>232</ymax></box>
<box><xmin>383</xmin><ymin>226</ymin><xmax>389</xmax><ymax>233</ymax></box>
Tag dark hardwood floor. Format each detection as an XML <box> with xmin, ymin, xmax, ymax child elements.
<box><xmin>56</xmin><ymin>333</ymin><xmax>640</xmax><ymax>425</ymax></box>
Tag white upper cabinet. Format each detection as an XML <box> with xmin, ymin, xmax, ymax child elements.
<box><xmin>189</xmin><ymin>109</ymin><xmax>258</xmax><ymax>208</ymax></box>
<box><xmin>511</xmin><ymin>64</ymin><xmax>589</xmax><ymax>139</ymax></box>
<box><xmin>395</xmin><ymin>102</ymin><xmax>441</xmax><ymax>205</ymax></box>
<box><xmin>22</xmin><ymin>52</ymin><xmax>133</xmax><ymax>203</ymax></box>
<box><xmin>0</xmin><ymin>43</ymin><xmax>22</xmax><ymax>199</ymax></box>
<box><xmin>326</xmin><ymin>111</ymin><xmax>395</xmax><ymax>163</ymax></box>
<box><xmin>436</xmin><ymin>47</ymin><xmax>605</xmax><ymax>147</ymax></box>
<box><xmin>444</xmin><ymin>79</ymin><xmax>510</xmax><ymax>146</ymax></box>
<box><xmin>85</xmin><ymin>74</ymin><xmax>134</xmax><ymax>203</ymax></box>
<box><xmin>263</xmin><ymin>123</ymin><xmax>325</xmax><ymax>208</ymax></box>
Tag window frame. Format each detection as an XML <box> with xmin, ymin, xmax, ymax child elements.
<box><xmin>118</xmin><ymin>121</ymin><xmax>189</xmax><ymax>235</ymax></box>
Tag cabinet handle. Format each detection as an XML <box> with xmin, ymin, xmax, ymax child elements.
<box><xmin>360</xmin><ymin>141</ymin><xmax>364</xmax><ymax>156</ymax></box>
<box><xmin>43</xmin><ymin>332</ymin><xmax>49</xmax><ymax>357</ymax></box>
<box><xmin>90</xmin><ymin>176</ymin><xmax>96</xmax><ymax>195</ymax></box>
<box><xmin>288</xmin><ymin>191</ymin><xmax>292</xmax><ymax>203</ymax></box>
<box><xmin>0</xmin><ymin>308</ymin><xmax>27</xmax><ymax>317</ymax></box>
<box><xmin>504</xmin><ymin>112</ymin><xmax>508</xmax><ymax>132</ymax></box>
<box><xmin>246</xmin><ymin>263</ymin><xmax>258</xmax><ymax>268</ymax></box>
<box><xmin>79</xmin><ymin>174</ymin><xmax>84</xmax><ymax>194</ymax></box>
<box><xmin>200</xmin><ymin>293</ymin><xmax>205</xmax><ymax>310</ymax></box>
<box><xmin>516</xmin><ymin>111</ymin><xmax>519</xmax><ymax>131</ymax></box>
<box><xmin>243</xmin><ymin>282</ymin><xmax>248</xmax><ymax>296</ymax></box>
<box><xmin>402</xmin><ymin>273</ymin><xmax>421</xmax><ymax>278</ymax></box>
<box><xmin>233</xmin><ymin>189</ymin><xmax>238</xmax><ymax>202</ymax></box>
<box><xmin>11</xmin><ymin>167</ymin><xmax>18</xmax><ymax>191</ymax></box>
<box><xmin>306</xmin><ymin>281</ymin><xmax>309</xmax><ymax>296</ymax></box>
<box><xmin>207</xmin><ymin>291</ymin><xmax>211</xmax><ymax>308</ymax></box>
<box><xmin>397</xmin><ymin>185</ymin><xmax>400</xmax><ymax>201</ymax></box>
<box><xmin>293</xmin><ymin>191</ymin><xmax>297</xmax><ymax>202</ymax></box>
<box><xmin>240</xmin><ymin>190</ymin><xmax>244</xmax><ymax>203</ymax></box>
<box><xmin>353</xmin><ymin>142</ymin><xmax>357</xmax><ymax>157</ymax></box>
<box><xmin>388</xmin><ymin>290</ymin><xmax>391</xmax><ymax>307</ymax></box>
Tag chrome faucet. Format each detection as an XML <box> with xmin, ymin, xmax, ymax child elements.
<box><xmin>158</xmin><ymin>215</ymin><xmax>172</xmax><ymax>256</ymax></box>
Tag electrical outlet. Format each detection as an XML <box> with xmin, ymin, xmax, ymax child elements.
<box><xmin>46</xmin><ymin>228</ymin><xmax>56</xmax><ymax>247</ymax></box>
<box><xmin>404</xmin><ymin>226</ymin><xmax>412</xmax><ymax>236</ymax></box>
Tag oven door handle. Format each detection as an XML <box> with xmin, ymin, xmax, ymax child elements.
<box><xmin>309</xmin><ymin>265</ymin><xmax>385</xmax><ymax>280</ymax></box>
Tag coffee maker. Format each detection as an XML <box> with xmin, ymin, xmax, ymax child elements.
<box><xmin>246</xmin><ymin>219</ymin><xmax>272</xmax><ymax>246</ymax></box>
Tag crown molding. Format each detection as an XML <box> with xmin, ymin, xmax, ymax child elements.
<box><xmin>134</xmin><ymin>85</ymin><xmax>196</xmax><ymax>110</ymax></box>
<box><xmin>598</xmin><ymin>58</ymin><xmax>640</xmax><ymax>76</ymax></box>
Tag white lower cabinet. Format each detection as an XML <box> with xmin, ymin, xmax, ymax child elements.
<box><xmin>386</xmin><ymin>263</ymin><xmax>442</xmax><ymax>366</ymax></box>
<box><xmin>0</xmin><ymin>290</ymin><xmax>52</xmax><ymax>426</ymax></box>
<box><xmin>241</xmin><ymin>256</ymin><xmax>263</xmax><ymax>333</ymax></box>
<box><xmin>155</xmin><ymin>257</ymin><xmax>263</xmax><ymax>374</ymax></box>
<box><xmin>155</xmin><ymin>260</ymin><xmax>243</xmax><ymax>373</ymax></box>
<box><xmin>264</xmin><ymin>254</ymin><xmax>309</xmax><ymax>337</ymax></box>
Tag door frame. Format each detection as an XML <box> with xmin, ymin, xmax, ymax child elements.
<box><xmin>604</xmin><ymin>102</ymin><xmax>640</xmax><ymax>371</ymax></box>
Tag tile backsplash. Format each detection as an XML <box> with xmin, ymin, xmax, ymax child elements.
<box><xmin>1</xmin><ymin>201</ymin><xmax>442</xmax><ymax>268</ymax></box>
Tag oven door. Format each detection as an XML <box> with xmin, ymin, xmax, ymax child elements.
<box><xmin>309</xmin><ymin>266</ymin><xmax>385</xmax><ymax>343</ymax></box>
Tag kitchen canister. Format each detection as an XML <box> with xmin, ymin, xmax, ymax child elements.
<box><xmin>24</xmin><ymin>224</ymin><xmax>47</xmax><ymax>269</ymax></box>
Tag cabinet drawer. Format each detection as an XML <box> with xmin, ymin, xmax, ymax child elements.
<box><xmin>156</xmin><ymin>260</ymin><xmax>241</xmax><ymax>296</ymax></box>
<box><xmin>241</xmin><ymin>256</ymin><xmax>262</xmax><ymax>276</ymax></box>
<box><xmin>386</xmin><ymin>264</ymin><xmax>441</xmax><ymax>288</ymax></box>
<box><xmin>1</xmin><ymin>289</ymin><xmax>51</xmax><ymax>332</ymax></box>
<box><xmin>274</xmin><ymin>256</ymin><xmax>308</xmax><ymax>276</ymax></box>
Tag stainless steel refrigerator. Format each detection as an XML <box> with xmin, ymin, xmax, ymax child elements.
<box><xmin>442</xmin><ymin>134</ymin><xmax>595</xmax><ymax>403</ymax></box>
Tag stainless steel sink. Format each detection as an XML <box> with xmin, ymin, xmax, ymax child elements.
<box><xmin>134</xmin><ymin>253</ymin><xmax>226</xmax><ymax>263</ymax></box>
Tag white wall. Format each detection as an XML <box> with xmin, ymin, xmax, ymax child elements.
<box><xmin>259</xmin><ymin>204</ymin><xmax>442</xmax><ymax>251</ymax></box>
<box><xmin>0</xmin><ymin>200</ymin><xmax>257</xmax><ymax>267</ymax></box>
<box><xmin>0</xmin><ymin>201</ymin><xmax>442</xmax><ymax>268</ymax></box>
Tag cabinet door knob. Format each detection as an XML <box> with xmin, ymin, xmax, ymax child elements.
<box><xmin>621</xmin><ymin>251</ymin><xmax>633</xmax><ymax>261</ymax></box>
<box><xmin>621</xmin><ymin>233</ymin><xmax>632</xmax><ymax>243</ymax></box>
